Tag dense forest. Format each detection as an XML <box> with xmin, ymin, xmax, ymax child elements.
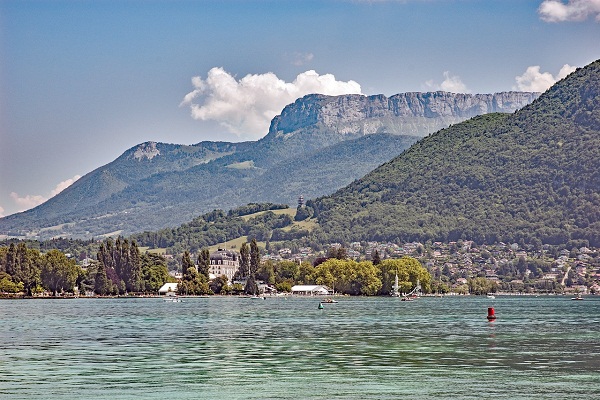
<box><xmin>130</xmin><ymin>203</ymin><xmax>294</xmax><ymax>253</ymax></box>
<box><xmin>307</xmin><ymin>60</ymin><xmax>600</xmax><ymax>247</ymax></box>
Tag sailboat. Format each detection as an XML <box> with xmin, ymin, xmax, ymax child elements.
<box><xmin>391</xmin><ymin>272</ymin><xmax>401</xmax><ymax>297</ymax></box>
<box><xmin>402</xmin><ymin>279</ymin><xmax>421</xmax><ymax>301</ymax></box>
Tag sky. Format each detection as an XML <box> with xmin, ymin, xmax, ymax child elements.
<box><xmin>1</xmin><ymin>0</ymin><xmax>599</xmax><ymax>218</ymax></box>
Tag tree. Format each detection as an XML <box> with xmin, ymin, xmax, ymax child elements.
<box><xmin>181</xmin><ymin>251</ymin><xmax>194</xmax><ymax>275</ymax></box>
<box><xmin>378</xmin><ymin>257</ymin><xmax>431</xmax><ymax>295</ymax></box>
<box><xmin>257</xmin><ymin>260</ymin><xmax>276</xmax><ymax>285</ymax></box>
<box><xmin>372</xmin><ymin>250</ymin><xmax>381</xmax><ymax>265</ymax></box>
<box><xmin>41</xmin><ymin>249</ymin><xmax>79</xmax><ymax>296</ymax></box>
<box><xmin>179</xmin><ymin>251</ymin><xmax>210</xmax><ymax>295</ymax></box>
<box><xmin>239</xmin><ymin>242</ymin><xmax>250</xmax><ymax>278</ymax></box>
<box><xmin>297</xmin><ymin>261</ymin><xmax>315</xmax><ymax>284</ymax></box>
<box><xmin>197</xmin><ymin>248</ymin><xmax>210</xmax><ymax>279</ymax></box>
<box><xmin>209</xmin><ymin>275</ymin><xmax>229</xmax><ymax>294</ymax></box>
<box><xmin>276</xmin><ymin>260</ymin><xmax>299</xmax><ymax>282</ymax></box>
<box><xmin>250</xmin><ymin>239</ymin><xmax>260</xmax><ymax>275</ymax></box>
<box><xmin>141</xmin><ymin>253</ymin><xmax>172</xmax><ymax>292</ymax></box>
<box><xmin>125</xmin><ymin>240</ymin><xmax>143</xmax><ymax>292</ymax></box>
<box><xmin>94</xmin><ymin>262</ymin><xmax>111</xmax><ymax>295</ymax></box>
<box><xmin>468</xmin><ymin>277</ymin><xmax>496</xmax><ymax>295</ymax></box>
<box><xmin>6</xmin><ymin>243</ymin><xmax>41</xmax><ymax>296</ymax></box>
<box><xmin>0</xmin><ymin>272</ymin><xmax>24</xmax><ymax>293</ymax></box>
<box><xmin>351</xmin><ymin>261</ymin><xmax>382</xmax><ymax>295</ymax></box>
<box><xmin>244</xmin><ymin>274</ymin><xmax>258</xmax><ymax>295</ymax></box>
<box><xmin>311</xmin><ymin>259</ymin><xmax>382</xmax><ymax>296</ymax></box>
<box><xmin>178</xmin><ymin>266</ymin><xmax>210</xmax><ymax>295</ymax></box>
<box><xmin>4</xmin><ymin>243</ymin><xmax>17</xmax><ymax>277</ymax></box>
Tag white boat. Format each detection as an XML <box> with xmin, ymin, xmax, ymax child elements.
<box><xmin>391</xmin><ymin>273</ymin><xmax>401</xmax><ymax>297</ymax></box>
<box><xmin>487</xmin><ymin>294</ymin><xmax>496</xmax><ymax>299</ymax></box>
<box><xmin>164</xmin><ymin>296</ymin><xmax>182</xmax><ymax>302</ymax></box>
<box><xmin>571</xmin><ymin>293</ymin><xmax>583</xmax><ymax>300</ymax></box>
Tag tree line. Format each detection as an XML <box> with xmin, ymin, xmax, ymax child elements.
<box><xmin>0</xmin><ymin>238</ymin><xmax>176</xmax><ymax>297</ymax></box>
<box><xmin>1</xmin><ymin>236</ymin><xmax>433</xmax><ymax>297</ymax></box>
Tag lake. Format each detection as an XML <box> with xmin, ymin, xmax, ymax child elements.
<box><xmin>1</xmin><ymin>295</ymin><xmax>599</xmax><ymax>399</ymax></box>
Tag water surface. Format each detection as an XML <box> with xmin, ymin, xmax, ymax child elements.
<box><xmin>1</xmin><ymin>296</ymin><xmax>599</xmax><ymax>399</ymax></box>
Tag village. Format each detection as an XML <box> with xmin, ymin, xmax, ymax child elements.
<box><xmin>258</xmin><ymin>240</ymin><xmax>600</xmax><ymax>295</ymax></box>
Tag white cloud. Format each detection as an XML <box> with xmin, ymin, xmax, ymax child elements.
<box><xmin>10</xmin><ymin>192</ymin><xmax>46</xmax><ymax>212</ymax></box>
<box><xmin>538</xmin><ymin>0</ymin><xmax>600</xmax><ymax>22</ymax></box>
<box><xmin>424</xmin><ymin>71</ymin><xmax>470</xmax><ymax>93</ymax></box>
<box><xmin>288</xmin><ymin>52</ymin><xmax>315</xmax><ymax>66</ymax></box>
<box><xmin>51</xmin><ymin>175</ymin><xmax>81</xmax><ymax>197</ymax></box>
<box><xmin>514</xmin><ymin>64</ymin><xmax>577</xmax><ymax>91</ymax></box>
<box><xmin>8</xmin><ymin>175</ymin><xmax>81</xmax><ymax>213</ymax></box>
<box><xmin>181</xmin><ymin>68</ymin><xmax>362</xmax><ymax>139</ymax></box>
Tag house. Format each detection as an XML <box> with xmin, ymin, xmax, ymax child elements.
<box><xmin>209</xmin><ymin>249</ymin><xmax>240</xmax><ymax>283</ymax></box>
<box><xmin>158</xmin><ymin>282</ymin><xmax>178</xmax><ymax>296</ymax></box>
<box><xmin>291</xmin><ymin>285</ymin><xmax>330</xmax><ymax>296</ymax></box>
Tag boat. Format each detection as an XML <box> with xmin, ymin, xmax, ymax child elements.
<box><xmin>391</xmin><ymin>272</ymin><xmax>401</xmax><ymax>297</ymax></box>
<box><xmin>250</xmin><ymin>295</ymin><xmax>266</xmax><ymax>300</ymax></box>
<box><xmin>405</xmin><ymin>279</ymin><xmax>421</xmax><ymax>299</ymax></box>
<box><xmin>164</xmin><ymin>296</ymin><xmax>182</xmax><ymax>302</ymax></box>
<box><xmin>571</xmin><ymin>293</ymin><xmax>583</xmax><ymax>300</ymax></box>
<box><xmin>487</xmin><ymin>294</ymin><xmax>496</xmax><ymax>299</ymax></box>
<box><xmin>321</xmin><ymin>298</ymin><xmax>338</xmax><ymax>303</ymax></box>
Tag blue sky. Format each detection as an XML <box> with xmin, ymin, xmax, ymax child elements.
<box><xmin>1</xmin><ymin>0</ymin><xmax>599</xmax><ymax>217</ymax></box>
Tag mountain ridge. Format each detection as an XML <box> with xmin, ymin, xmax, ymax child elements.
<box><xmin>0</xmin><ymin>90</ymin><xmax>539</xmax><ymax>240</ymax></box>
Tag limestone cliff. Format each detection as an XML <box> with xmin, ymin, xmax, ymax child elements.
<box><xmin>268</xmin><ymin>91</ymin><xmax>540</xmax><ymax>138</ymax></box>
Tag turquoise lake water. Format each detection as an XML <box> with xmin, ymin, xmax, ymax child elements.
<box><xmin>1</xmin><ymin>295</ymin><xmax>599</xmax><ymax>399</ymax></box>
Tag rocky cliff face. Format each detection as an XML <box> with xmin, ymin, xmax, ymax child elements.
<box><xmin>268</xmin><ymin>91</ymin><xmax>540</xmax><ymax>138</ymax></box>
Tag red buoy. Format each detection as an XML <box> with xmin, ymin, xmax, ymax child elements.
<box><xmin>487</xmin><ymin>307</ymin><xmax>496</xmax><ymax>321</ymax></box>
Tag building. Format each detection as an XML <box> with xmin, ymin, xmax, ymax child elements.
<box><xmin>291</xmin><ymin>285</ymin><xmax>330</xmax><ymax>296</ymax></box>
<box><xmin>158</xmin><ymin>282</ymin><xmax>178</xmax><ymax>296</ymax></box>
<box><xmin>209</xmin><ymin>249</ymin><xmax>240</xmax><ymax>283</ymax></box>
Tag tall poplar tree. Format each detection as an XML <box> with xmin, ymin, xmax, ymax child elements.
<box><xmin>372</xmin><ymin>250</ymin><xmax>381</xmax><ymax>265</ymax></box>
<box><xmin>239</xmin><ymin>242</ymin><xmax>249</xmax><ymax>278</ymax></box>
<box><xmin>126</xmin><ymin>241</ymin><xmax>143</xmax><ymax>292</ymax></box>
<box><xmin>197</xmin><ymin>248</ymin><xmax>210</xmax><ymax>279</ymax></box>
<box><xmin>5</xmin><ymin>243</ymin><xmax>17</xmax><ymax>278</ymax></box>
<box><xmin>181</xmin><ymin>251</ymin><xmax>194</xmax><ymax>275</ymax></box>
<box><xmin>94</xmin><ymin>261</ymin><xmax>110</xmax><ymax>295</ymax></box>
<box><xmin>18</xmin><ymin>243</ymin><xmax>39</xmax><ymax>296</ymax></box>
<box><xmin>250</xmin><ymin>239</ymin><xmax>260</xmax><ymax>275</ymax></box>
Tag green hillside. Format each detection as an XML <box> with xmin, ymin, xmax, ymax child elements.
<box><xmin>310</xmin><ymin>60</ymin><xmax>600</xmax><ymax>246</ymax></box>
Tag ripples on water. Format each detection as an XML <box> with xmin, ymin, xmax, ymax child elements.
<box><xmin>1</xmin><ymin>296</ymin><xmax>599</xmax><ymax>399</ymax></box>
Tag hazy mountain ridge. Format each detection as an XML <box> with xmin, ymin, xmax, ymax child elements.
<box><xmin>0</xmin><ymin>90</ymin><xmax>539</xmax><ymax>240</ymax></box>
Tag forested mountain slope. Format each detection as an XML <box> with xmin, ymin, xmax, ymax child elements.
<box><xmin>310</xmin><ymin>60</ymin><xmax>600</xmax><ymax>246</ymax></box>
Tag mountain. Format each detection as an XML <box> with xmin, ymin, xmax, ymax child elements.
<box><xmin>308</xmin><ymin>60</ymin><xmax>600</xmax><ymax>247</ymax></box>
<box><xmin>0</xmin><ymin>91</ymin><xmax>538</xmax><ymax>240</ymax></box>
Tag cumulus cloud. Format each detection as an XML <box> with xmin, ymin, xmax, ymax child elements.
<box><xmin>181</xmin><ymin>68</ymin><xmax>362</xmax><ymax>138</ymax></box>
<box><xmin>424</xmin><ymin>71</ymin><xmax>470</xmax><ymax>93</ymax></box>
<box><xmin>50</xmin><ymin>175</ymin><xmax>81</xmax><ymax>197</ymax></box>
<box><xmin>514</xmin><ymin>64</ymin><xmax>577</xmax><ymax>92</ymax></box>
<box><xmin>539</xmin><ymin>0</ymin><xmax>600</xmax><ymax>22</ymax></box>
<box><xmin>8</xmin><ymin>175</ymin><xmax>81</xmax><ymax>214</ymax></box>
<box><xmin>10</xmin><ymin>192</ymin><xmax>46</xmax><ymax>212</ymax></box>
